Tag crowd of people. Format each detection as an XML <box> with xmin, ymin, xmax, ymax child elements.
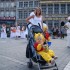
<box><xmin>0</xmin><ymin>24</ymin><xmax>28</xmax><ymax>39</ymax></box>
<box><xmin>51</xmin><ymin>26</ymin><xmax>67</xmax><ymax>39</ymax></box>
<box><xmin>0</xmin><ymin>7</ymin><xmax>70</xmax><ymax>49</ymax></box>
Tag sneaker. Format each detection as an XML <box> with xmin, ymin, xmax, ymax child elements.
<box><xmin>50</xmin><ymin>59</ymin><xmax>55</xmax><ymax>65</ymax></box>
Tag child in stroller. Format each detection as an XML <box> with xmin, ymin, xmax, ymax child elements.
<box><xmin>26</xmin><ymin>24</ymin><xmax>58</xmax><ymax>70</ymax></box>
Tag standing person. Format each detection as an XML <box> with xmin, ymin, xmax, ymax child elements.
<box><xmin>20</xmin><ymin>26</ymin><xmax>25</xmax><ymax>39</ymax></box>
<box><xmin>52</xmin><ymin>27</ymin><xmax>57</xmax><ymax>39</ymax></box>
<box><xmin>26</xmin><ymin>7</ymin><xmax>43</xmax><ymax>29</ymax></box>
<box><xmin>20</xmin><ymin>25</ymin><xmax>27</xmax><ymax>39</ymax></box>
<box><xmin>64</xmin><ymin>16</ymin><xmax>70</xmax><ymax>48</ymax></box>
<box><xmin>60</xmin><ymin>26</ymin><xmax>65</xmax><ymax>39</ymax></box>
<box><xmin>56</xmin><ymin>27</ymin><xmax>59</xmax><ymax>38</ymax></box>
<box><xmin>26</xmin><ymin>9</ymin><xmax>36</xmax><ymax>28</ymax></box>
<box><xmin>1</xmin><ymin>24</ymin><xmax>7</xmax><ymax>39</ymax></box>
<box><xmin>15</xmin><ymin>24</ymin><xmax>21</xmax><ymax>39</ymax></box>
<box><xmin>10</xmin><ymin>25</ymin><xmax>16</xmax><ymax>38</ymax></box>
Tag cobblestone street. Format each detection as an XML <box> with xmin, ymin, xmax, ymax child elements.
<box><xmin>0</xmin><ymin>38</ymin><xmax>70</xmax><ymax>70</ymax></box>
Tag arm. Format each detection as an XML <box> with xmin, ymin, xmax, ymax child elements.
<box><xmin>34</xmin><ymin>42</ymin><xmax>44</xmax><ymax>52</ymax></box>
<box><xmin>26</xmin><ymin>15</ymin><xmax>34</xmax><ymax>23</ymax></box>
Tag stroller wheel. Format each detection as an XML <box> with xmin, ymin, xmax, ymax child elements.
<box><xmin>27</xmin><ymin>62</ymin><xmax>33</xmax><ymax>68</ymax></box>
<box><xmin>53</xmin><ymin>63</ymin><xmax>58</xmax><ymax>70</ymax></box>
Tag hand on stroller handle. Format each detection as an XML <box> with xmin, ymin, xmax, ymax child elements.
<box><xmin>25</xmin><ymin>22</ymin><xmax>41</xmax><ymax>28</ymax></box>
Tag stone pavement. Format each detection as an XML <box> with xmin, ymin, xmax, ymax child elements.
<box><xmin>64</xmin><ymin>61</ymin><xmax>70</xmax><ymax>70</ymax></box>
<box><xmin>50</xmin><ymin>37</ymin><xmax>70</xmax><ymax>70</ymax></box>
<box><xmin>0</xmin><ymin>37</ymin><xmax>70</xmax><ymax>70</ymax></box>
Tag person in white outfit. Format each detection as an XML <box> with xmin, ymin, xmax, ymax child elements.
<box><xmin>1</xmin><ymin>24</ymin><xmax>7</xmax><ymax>39</ymax></box>
<box><xmin>26</xmin><ymin>9</ymin><xmax>36</xmax><ymax>28</ymax></box>
<box><xmin>16</xmin><ymin>25</ymin><xmax>21</xmax><ymax>39</ymax></box>
<box><xmin>65</xmin><ymin>16</ymin><xmax>70</xmax><ymax>48</ymax></box>
<box><xmin>10</xmin><ymin>26</ymin><xmax>16</xmax><ymax>38</ymax></box>
<box><xmin>21</xmin><ymin>26</ymin><xmax>27</xmax><ymax>39</ymax></box>
<box><xmin>26</xmin><ymin>7</ymin><xmax>43</xmax><ymax>29</ymax></box>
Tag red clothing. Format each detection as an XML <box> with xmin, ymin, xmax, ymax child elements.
<box><xmin>45</xmin><ymin>32</ymin><xmax>50</xmax><ymax>40</ymax></box>
<box><xmin>34</xmin><ymin>42</ymin><xmax>44</xmax><ymax>52</ymax></box>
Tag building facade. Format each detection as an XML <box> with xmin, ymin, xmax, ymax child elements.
<box><xmin>40</xmin><ymin>0</ymin><xmax>70</xmax><ymax>29</ymax></box>
<box><xmin>0</xmin><ymin>0</ymin><xmax>16</xmax><ymax>26</ymax></box>
<box><xmin>16</xmin><ymin>0</ymin><xmax>40</xmax><ymax>26</ymax></box>
<box><xmin>0</xmin><ymin>0</ymin><xmax>70</xmax><ymax>29</ymax></box>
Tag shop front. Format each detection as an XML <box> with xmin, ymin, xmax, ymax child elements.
<box><xmin>0</xmin><ymin>17</ymin><xmax>16</xmax><ymax>37</ymax></box>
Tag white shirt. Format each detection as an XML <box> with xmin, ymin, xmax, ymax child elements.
<box><xmin>29</xmin><ymin>12</ymin><xmax>35</xmax><ymax>24</ymax></box>
<box><xmin>33</xmin><ymin>15</ymin><xmax>42</xmax><ymax>27</ymax></box>
<box><xmin>65</xmin><ymin>22</ymin><xmax>70</xmax><ymax>33</ymax></box>
<box><xmin>16</xmin><ymin>26</ymin><xmax>20</xmax><ymax>30</ymax></box>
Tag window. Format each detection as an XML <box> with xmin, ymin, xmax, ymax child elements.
<box><xmin>0</xmin><ymin>12</ymin><xmax>4</xmax><ymax>17</ymax></box>
<box><xmin>23</xmin><ymin>11</ymin><xmax>28</xmax><ymax>19</ymax></box>
<box><xmin>24</xmin><ymin>2</ymin><xmax>28</xmax><ymax>7</ymax></box>
<box><xmin>5</xmin><ymin>11</ymin><xmax>9</xmax><ymax>17</ymax></box>
<box><xmin>48</xmin><ymin>4</ymin><xmax>53</xmax><ymax>14</ymax></box>
<box><xmin>19</xmin><ymin>2</ymin><xmax>23</xmax><ymax>8</ymax></box>
<box><xmin>34</xmin><ymin>1</ymin><xmax>39</xmax><ymax>7</ymax></box>
<box><xmin>29</xmin><ymin>1</ymin><xmax>33</xmax><ymax>7</ymax></box>
<box><xmin>67</xmin><ymin>4</ymin><xmax>70</xmax><ymax>14</ymax></box>
<box><xmin>48</xmin><ymin>20</ymin><xmax>53</xmax><ymax>29</ymax></box>
<box><xmin>10</xmin><ymin>2</ymin><xmax>15</xmax><ymax>7</ymax></box>
<box><xmin>0</xmin><ymin>3</ymin><xmax>4</xmax><ymax>8</ymax></box>
<box><xmin>5</xmin><ymin>2</ymin><xmax>10</xmax><ymax>8</ymax></box>
<box><xmin>18</xmin><ymin>11</ymin><xmax>23</xmax><ymax>19</ymax></box>
<box><xmin>29</xmin><ymin>10</ymin><xmax>32</xmax><ymax>16</ymax></box>
<box><xmin>54</xmin><ymin>20</ymin><xmax>59</xmax><ymax>27</ymax></box>
<box><xmin>54</xmin><ymin>4</ymin><xmax>59</xmax><ymax>14</ymax></box>
<box><xmin>10</xmin><ymin>11</ymin><xmax>15</xmax><ymax>17</ymax></box>
<box><xmin>61</xmin><ymin>4</ymin><xmax>66</xmax><ymax>14</ymax></box>
<box><xmin>41</xmin><ymin>4</ymin><xmax>46</xmax><ymax>15</ymax></box>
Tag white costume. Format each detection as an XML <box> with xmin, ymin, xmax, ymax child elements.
<box><xmin>21</xmin><ymin>27</ymin><xmax>28</xmax><ymax>39</ymax></box>
<box><xmin>20</xmin><ymin>26</ymin><xmax>25</xmax><ymax>38</ymax></box>
<box><xmin>1</xmin><ymin>27</ymin><xmax>7</xmax><ymax>39</ymax></box>
<box><xmin>65</xmin><ymin>21</ymin><xmax>70</xmax><ymax>47</ymax></box>
<box><xmin>10</xmin><ymin>27</ymin><xmax>16</xmax><ymax>38</ymax></box>
<box><xmin>43</xmin><ymin>23</ymin><xmax>48</xmax><ymax>29</ymax></box>
<box><xmin>16</xmin><ymin>26</ymin><xmax>20</xmax><ymax>37</ymax></box>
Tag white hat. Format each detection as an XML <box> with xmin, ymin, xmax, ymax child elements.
<box><xmin>43</xmin><ymin>23</ymin><xmax>48</xmax><ymax>29</ymax></box>
<box><xmin>67</xmin><ymin>16</ymin><xmax>70</xmax><ymax>20</ymax></box>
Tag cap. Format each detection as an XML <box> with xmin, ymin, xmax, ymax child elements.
<box><xmin>43</xmin><ymin>23</ymin><xmax>48</xmax><ymax>30</ymax></box>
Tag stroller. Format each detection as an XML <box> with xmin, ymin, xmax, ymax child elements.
<box><xmin>26</xmin><ymin>23</ymin><xmax>58</xmax><ymax>70</ymax></box>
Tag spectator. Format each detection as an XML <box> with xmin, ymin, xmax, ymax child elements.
<box><xmin>60</xmin><ymin>26</ymin><xmax>65</xmax><ymax>39</ymax></box>
<box><xmin>64</xmin><ymin>16</ymin><xmax>70</xmax><ymax>48</ymax></box>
